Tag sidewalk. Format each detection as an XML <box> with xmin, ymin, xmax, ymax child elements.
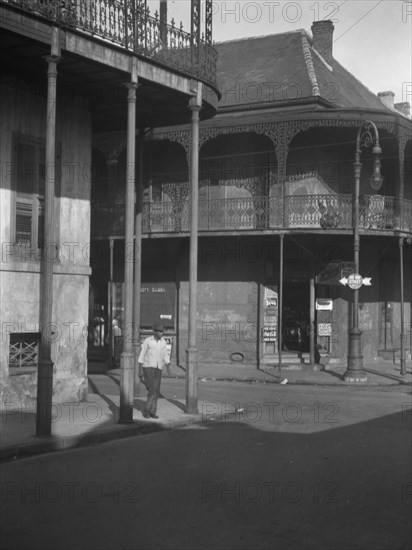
<box><xmin>168</xmin><ymin>357</ymin><xmax>412</xmax><ymax>386</ymax></box>
<box><xmin>0</xmin><ymin>390</ymin><xmax>202</xmax><ymax>463</ymax></box>
<box><xmin>1</xmin><ymin>358</ymin><xmax>410</xmax><ymax>463</ymax></box>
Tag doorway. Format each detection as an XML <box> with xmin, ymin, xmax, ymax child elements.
<box><xmin>282</xmin><ymin>282</ymin><xmax>310</xmax><ymax>352</ymax></box>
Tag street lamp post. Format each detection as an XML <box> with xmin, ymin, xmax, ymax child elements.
<box><xmin>344</xmin><ymin>120</ymin><xmax>382</xmax><ymax>383</ymax></box>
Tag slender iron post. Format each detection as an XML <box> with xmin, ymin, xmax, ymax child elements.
<box><xmin>399</xmin><ymin>237</ymin><xmax>406</xmax><ymax>375</ymax></box>
<box><xmin>186</xmin><ymin>83</ymin><xmax>202</xmax><ymax>414</ymax></box>
<box><xmin>36</xmin><ymin>29</ymin><xmax>60</xmax><ymax>436</ymax></box>
<box><xmin>119</xmin><ymin>74</ymin><xmax>138</xmax><ymax>423</ymax></box>
<box><xmin>109</xmin><ymin>237</ymin><xmax>114</xmax><ymax>364</ymax></box>
<box><xmin>309</xmin><ymin>276</ymin><xmax>315</xmax><ymax>367</ymax></box>
<box><xmin>133</xmin><ymin>132</ymin><xmax>144</xmax><ymax>392</ymax></box>
<box><xmin>278</xmin><ymin>234</ymin><xmax>284</xmax><ymax>376</ymax></box>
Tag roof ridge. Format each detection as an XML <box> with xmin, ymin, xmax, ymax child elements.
<box><xmin>215</xmin><ymin>29</ymin><xmax>306</xmax><ymax>45</ymax></box>
<box><xmin>301</xmin><ymin>33</ymin><xmax>320</xmax><ymax>97</ymax></box>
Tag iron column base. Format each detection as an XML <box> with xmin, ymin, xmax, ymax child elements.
<box><xmin>186</xmin><ymin>348</ymin><xmax>198</xmax><ymax>414</ymax></box>
<box><xmin>119</xmin><ymin>350</ymin><xmax>135</xmax><ymax>423</ymax></box>
<box><xmin>36</xmin><ymin>358</ymin><xmax>54</xmax><ymax>436</ymax></box>
<box><xmin>344</xmin><ymin>327</ymin><xmax>367</xmax><ymax>382</ymax></box>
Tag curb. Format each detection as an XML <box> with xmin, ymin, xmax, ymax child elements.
<box><xmin>0</xmin><ymin>413</ymin><xmax>202</xmax><ymax>463</ymax></box>
<box><xmin>148</xmin><ymin>374</ymin><xmax>411</xmax><ymax>386</ymax></box>
<box><xmin>196</xmin><ymin>376</ymin><xmax>411</xmax><ymax>386</ymax></box>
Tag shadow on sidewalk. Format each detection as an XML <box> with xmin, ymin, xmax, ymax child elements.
<box><xmin>364</xmin><ymin>367</ymin><xmax>411</xmax><ymax>384</ymax></box>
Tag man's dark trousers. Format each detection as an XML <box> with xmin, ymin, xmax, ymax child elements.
<box><xmin>143</xmin><ymin>367</ymin><xmax>162</xmax><ymax>415</ymax></box>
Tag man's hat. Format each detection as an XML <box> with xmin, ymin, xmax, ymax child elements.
<box><xmin>153</xmin><ymin>324</ymin><xmax>164</xmax><ymax>332</ymax></box>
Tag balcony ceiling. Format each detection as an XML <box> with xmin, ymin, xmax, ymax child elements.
<box><xmin>1</xmin><ymin>30</ymin><xmax>214</xmax><ymax>132</ymax></box>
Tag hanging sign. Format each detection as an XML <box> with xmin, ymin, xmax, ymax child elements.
<box><xmin>317</xmin><ymin>262</ymin><xmax>355</xmax><ymax>286</ymax></box>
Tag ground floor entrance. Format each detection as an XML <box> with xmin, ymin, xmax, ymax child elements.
<box><xmin>89</xmin><ymin>234</ymin><xmax>411</xmax><ymax>369</ymax></box>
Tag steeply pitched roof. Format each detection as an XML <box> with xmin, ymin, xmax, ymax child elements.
<box><xmin>215</xmin><ymin>30</ymin><xmax>392</xmax><ymax>113</ymax></box>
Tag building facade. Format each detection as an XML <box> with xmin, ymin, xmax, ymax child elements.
<box><xmin>90</xmin><ymin>21</ymin><xmax>412</xmax><ymax>370</ymax></box>
<box><xmin>0</xmin><ymin>0</ymin><xmax>219</xmax><ymax>410</ymax></box>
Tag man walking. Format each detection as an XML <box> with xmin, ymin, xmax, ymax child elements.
<box><xmin>138</xmin><ymin>324</ymin><xmax>170</xmax><ymax>419</ymax></box>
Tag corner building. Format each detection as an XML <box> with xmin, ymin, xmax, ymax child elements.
<box><xmin>91</xmin><ymin>20</ymin><xmax>412</xmax><ymax>369</ymax></box>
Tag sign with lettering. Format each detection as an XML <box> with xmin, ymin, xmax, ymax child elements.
<box><xmin>316</xmin><ymin>299</ymin><xmax>333</xmax><ymax>311</ymax></box>
<box><xmin>263</xmin><ymin>285</ymin><xmax>278</xmax><ymax>350</ymax></box>
<box><xmin>262</xmin><ymin>326</ymin><xmax>277</xmax><ymax>342</ymax></box>
<box><xmin>140</xmin><ymin>283</ymin><xmax>175</xmax><ymax>328</ymax></box>
<box><xmin>111</xmin><ymin>282</ymin><xmax>175</xmax><ymax>330</ymax></box>
<box><xmin>318</xmin><ymin>323</ymin><xmax>332</xmax><ymax>337</ymax></box>
<box><xmin>317</xmin><ymin>262</ymin><xmax>355</xmax><ymax>286</ymax></box>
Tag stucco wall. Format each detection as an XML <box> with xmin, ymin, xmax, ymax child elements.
<box><xmin>0</xmin><ymin>83</ymin><xmax>92</xmax><ymax>409</ymax></box>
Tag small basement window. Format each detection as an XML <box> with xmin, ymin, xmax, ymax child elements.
<box><xmin>9</xmin><ymin>333</ymin><xmax>40</xmax><ymax>374</ymax></box>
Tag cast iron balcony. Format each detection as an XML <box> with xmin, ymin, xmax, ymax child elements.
<box><xmin>1</xmin><ymin>0</ymin><xmax>218</xmax><ymax>87</ymax></box>
<box><xmin>91</xmin><ymin>194</ymin><xmax>412</xmax><ymax>236</ymax></box>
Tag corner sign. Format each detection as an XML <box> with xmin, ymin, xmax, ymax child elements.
<box><xmin>340</xmin><ymin>274</ymin><xmax>372</xmax><ymax>289</ymax></box>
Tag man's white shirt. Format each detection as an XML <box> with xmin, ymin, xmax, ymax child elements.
<box><xmin>138</xmin><ymin>336</ymin><xmax>168</xmax><ymax>369</ymax></box>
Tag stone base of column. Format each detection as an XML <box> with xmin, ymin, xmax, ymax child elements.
<box><xmin>36</xmin><ymin>358</ymin><xmax>54</xmax><ymax>436</ymax></box>
<box><xmin>344</xmin><ymin>327</ymin><xmax>367</xmax><ymax>383</ymax></box>
<box><xmin>186</xmin><ymin>347</ymin><xmax>198</xmax><ymax>414</ymax></box>
<box><xmin>119</xmin><ymin>350</ymin><xmax>135</xmax><ymax>423</ymax></box>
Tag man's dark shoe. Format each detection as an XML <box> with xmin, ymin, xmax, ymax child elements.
<box><xmin>142</xmin><ymin>412</ymin><xmax>150</xmax><ymax>418</ymax></box>
<box><xmin>150</xmin><ymin>414</ymin><xmax>159</xmax><ymax>419</ymax></box>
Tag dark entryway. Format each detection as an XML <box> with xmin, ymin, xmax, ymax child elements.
<box><xmin>282</xmin><ymin>282</ymin><xmax>310</xmax><ymax>352</ymax></box>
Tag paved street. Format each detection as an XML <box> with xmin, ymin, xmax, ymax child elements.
<box><xmin>1</xmin><ymin>381</ymin><xmax>411</xmax><ymax>550</ymax></box>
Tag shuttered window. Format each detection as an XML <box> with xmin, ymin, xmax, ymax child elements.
<box><xmin>13</xmin><ymin>136</ymin><xmax>59</xmax><ymax>251</ymax></box>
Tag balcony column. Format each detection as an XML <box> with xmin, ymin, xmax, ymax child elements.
<box><xmin>275</xmin><ymin>133</ymin><xmax>290</xmax><ymax>228</ymax></box>
<box><xmin>397</xmin><ymin>134</ymin><xmax>406</xmax><ymax>229</ymax></box>
<box><xmin>278</xmin><ymin>234</ymin><xmax>284</xmax><ymax>376</ymax></box>
<box><xmin>309</xmin><ymin>275</ymin><xmax>315</xmax><ymax>367</ymax></box>
<box><xmin>119</xmin><ymin>72</ymin><xmax>138</xmax><ymax>423</ymax></box>
<box><xmin>191</xmin><ymin>0</ymin><xmax>201</xmax><ymax>67</ymax></box>
<box><xmin>186</xmin><ymin>83</ymin><xmax>202</xmax><ymax>414</ymax></box>
<box><xmin>399</xmin><ymin>237</ymin><xmax>406</xmax><ymax>375</ymax></box>
<box><xmin>108</xmin><ymin>238</ymin><xmax>114</xmax><ymax>366</ymax></box>
<box><xmin>133</xmin><ymin>132</ymin><xmax>144</xmax><ymax>392</ymax></box>
<box><xmin>36</xmin><ymin>28</ymin><xmax>61</xmax><ymax>437</ymax></box>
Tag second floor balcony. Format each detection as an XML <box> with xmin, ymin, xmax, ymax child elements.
<box><xmin>92</xmin><ymin>194</ymin><xmax>412</xmax><ymax>237</ymax></box>
<box><xmin>1</xmin><ymin>0</ymin><xmax>218</xmax><ymax>87</ymax></box>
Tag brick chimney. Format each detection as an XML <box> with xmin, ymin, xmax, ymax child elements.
<box><xmin>311</xmin><ymin>20</ymin><xmax>334</xmax><ymax>65</ymax></box>
<box><xmin>394</xmin><ymin>102</ymin><xmax>411</xmax><ymax>116</ymax></box>
<box><xmin>378</xmin><ymin>91</ymin><xmax>395</xmax><ymax>109</ymax></box>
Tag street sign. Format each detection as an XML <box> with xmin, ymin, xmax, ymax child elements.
<box><xmin>339</xmin><ymin>273</ymin><xmax>372</xmax><ymax>289</ymax></box>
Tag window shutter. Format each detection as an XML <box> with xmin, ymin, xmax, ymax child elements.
<box><xmin>15</xmin><ymin>196</ymin><xmax>33</xmax><ymax>246</ymax></box>
<box><xmin>37</xmin><ymin>197</ymin><xmax>45</xmax><ymax>249</ymax></box>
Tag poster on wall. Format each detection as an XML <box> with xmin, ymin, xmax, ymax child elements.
<box><xmin>318</xmin><ymin>323</ymin><xmax>332</xmax><ymax>337</ymax></box>
<box><xmin>262</xmin><ymin>326</ymin><xmax>277</xmax><ymax>342</ymax></box>
<box><xmin>263</xmin><ymin>286</ymin><xmax>278</xmax><ymax>344</ymax></box>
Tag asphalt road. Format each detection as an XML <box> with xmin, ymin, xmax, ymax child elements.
<box><xmin>1</xmin><ymin>381</ymin><xmax>411</xmax><ymax>550</ymax></box>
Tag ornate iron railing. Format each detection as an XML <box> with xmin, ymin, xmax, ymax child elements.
<box><xmin>92</xmin><ymin>195</ymin><xmax>412</xmax><ymax>236</ymax></box>
<box><xmin>2</xmin><ymin>0</ymin><xmax>218</xmax><ymax>87</ymax></box>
